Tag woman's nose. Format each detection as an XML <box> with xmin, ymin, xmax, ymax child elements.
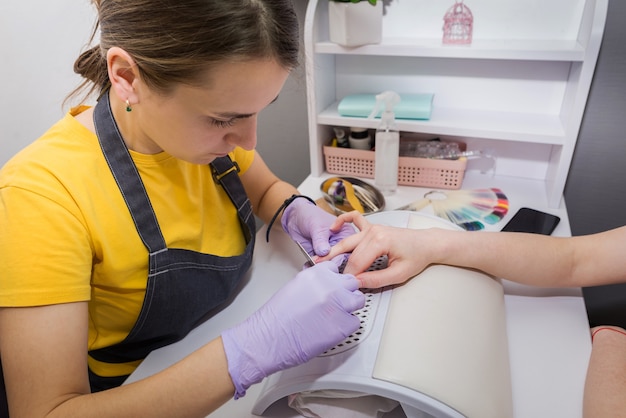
<box><xmin>227</xmin><ymin>116</ymin><xmax>257</xmax><ymax>150</ymax></box>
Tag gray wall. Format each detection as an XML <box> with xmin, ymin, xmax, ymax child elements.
<box><xmin>255</xmin><ymin>0</ymin><xmax>311</xmax><ymax>187</ymax></box>
<box><xmin>566</xmin><ymin>1</ymin><xmax>626</xmax><ymax>328</ymax></box>
<box><xmin>565</xmin><ymin>0</ymin><xmax>626</xmax><ymax>236</ymax></box>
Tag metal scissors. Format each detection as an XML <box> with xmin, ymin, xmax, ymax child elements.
<box><xmin>295</xmin><ymin>240</ymin><xmax>316</xmax><ymax>268</ymax></box>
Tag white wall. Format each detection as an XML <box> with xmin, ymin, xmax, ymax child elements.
<box><xmin>0</xmin><ymin>1</ymin><xmax>311</xmax><ymax>188</ymax></box>
<box><xmin>0</xmin><ymin>1</ymin><xmax>97</xmax><ymax>166</ymax></box>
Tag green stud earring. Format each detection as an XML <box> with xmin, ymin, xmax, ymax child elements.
<box><xmin>125</xmin><ymin>99</ymin><xmax>132</xmax><ymax>112</ymax></box>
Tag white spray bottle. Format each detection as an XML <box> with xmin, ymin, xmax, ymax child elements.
<box><xmin>369</xmin><ymin>91</ymin><xmax>401</xmax><ymax>195</ymax></box>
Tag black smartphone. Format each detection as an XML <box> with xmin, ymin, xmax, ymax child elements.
<box><xmin>500</xmin><ymin>207</ymin><xmax>561</xmax><ymax>235</ymax></box>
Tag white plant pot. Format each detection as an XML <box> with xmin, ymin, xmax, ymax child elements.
<box><xmin>328</xmin><ymin>1</ymin><xmax>383</xmax><ymax>47</ymax></box>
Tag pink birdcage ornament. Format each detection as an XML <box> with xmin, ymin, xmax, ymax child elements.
<box><xmin>442</xmin><ymin>0</ymin><xmax>473</xmax><ymax>45</ymax></box>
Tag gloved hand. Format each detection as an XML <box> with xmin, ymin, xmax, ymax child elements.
<box><xmin>281</xmin><ymin>197</ymin><xmax>355</xmax><ymax>257</ymax></box>
<box><xmin>221</xmin><ymin>259</ymin><xmax>365</xmax><ymax>398</ymax></box>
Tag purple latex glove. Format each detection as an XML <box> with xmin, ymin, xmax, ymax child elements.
<box><xmin>281</xmin><ymin>198</ymin><xmax>355</xmax><ymax>257</ymax></box>
<box><xmin>221</xmin><ymin>259</ymin><xmax>365</xmax><ymax>398</ymax></box>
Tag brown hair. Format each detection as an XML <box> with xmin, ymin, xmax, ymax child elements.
<box><xmin>69</xmin><ymin>0</ymin><xmax>299</xmax><ymax>103</ymax></box>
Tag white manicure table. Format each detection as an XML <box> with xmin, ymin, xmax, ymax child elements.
<box><xmin>126</xmin><ymin>176</ymin><xmax>592</xmax><ymax>418</ymax></box>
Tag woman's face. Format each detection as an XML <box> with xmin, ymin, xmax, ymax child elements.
<box><xmin>131</xmin><ymin>59</ymin><xmax>291</xmax><ymax>164</ymax></box>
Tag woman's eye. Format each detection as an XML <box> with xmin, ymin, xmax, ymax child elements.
<box><xmin>211</xmin><ymin>118</ymin><xmax>237</xmax><ymax>128</ymax></box>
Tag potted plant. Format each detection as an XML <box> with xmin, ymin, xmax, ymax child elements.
<box><xmin>328</xmin><ymin>0</ymin><xmax>383</xmax><ymax>47</ymax></box>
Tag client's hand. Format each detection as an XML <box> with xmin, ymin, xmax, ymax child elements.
<box><xmin>322</xmin><ymin>211</ymin><xmax>433</xmax><ymax>289</ymax></box>
<box><xmin>281</xmin><ymin>198</ymin><xmax>355</xmax><ymax>257</ymax></box>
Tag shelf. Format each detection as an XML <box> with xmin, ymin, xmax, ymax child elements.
<box><xmin>318</xmin><ymin>102</ymin><xmax>566</xmax><ymax>145</ymax></box>
<box><xmin>305</xmin><ymin>0</ymin><xmax>608</xmax><ymax>208</ymax></box>
<box><xmin>315</xmin><ymin>38</ymin><xmax>587</xmax><ymax>62</ymax></box>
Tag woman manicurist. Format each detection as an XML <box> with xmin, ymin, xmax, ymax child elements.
<box><xmin>0</xmin><ymin>1</ymin><xmax>364</xmax><ymax>416</ymax></box>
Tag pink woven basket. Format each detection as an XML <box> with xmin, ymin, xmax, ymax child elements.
<box><xmin>323</xmin><ymin>146</ymin><xmax>467</xmax><ymax>190</ymax></box>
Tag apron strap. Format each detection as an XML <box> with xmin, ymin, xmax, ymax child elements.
<box><xmin>93</xmin><ymin>92</ymin><xmax>167</xmax><ymax>253</ymax></box>
<box><xmin>210</xmin><ymin>157</ymin><xmax>255</xmax><ymax>243</ymax></box>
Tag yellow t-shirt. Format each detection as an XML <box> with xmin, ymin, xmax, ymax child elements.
<box><xmin>0</xmin><ymin>106</ymin><xmax>255</xmax><ymax>377</ymax></box>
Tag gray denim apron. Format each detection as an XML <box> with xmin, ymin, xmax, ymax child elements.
<box><xmin>87</xmin><ymin>92</ymin><xmax>256</xmax><ymax>391</ymax></box>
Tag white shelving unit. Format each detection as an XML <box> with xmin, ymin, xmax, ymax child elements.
<box><xmin>303</xmin><ymin>0</ymin><xmax>607</xmax><ymax>210</ymax></box>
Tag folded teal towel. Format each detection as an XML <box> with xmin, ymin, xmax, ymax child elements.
<box><xmin>338</xmin><ymin>93</ymin><xmax>434</xmax><ymax>120</ymax></box>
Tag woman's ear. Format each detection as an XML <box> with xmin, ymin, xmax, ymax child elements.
<box><xmin>107</xmin><ymin>47</ymin><xmax>140</xmax><ymax>106</ymax></box>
